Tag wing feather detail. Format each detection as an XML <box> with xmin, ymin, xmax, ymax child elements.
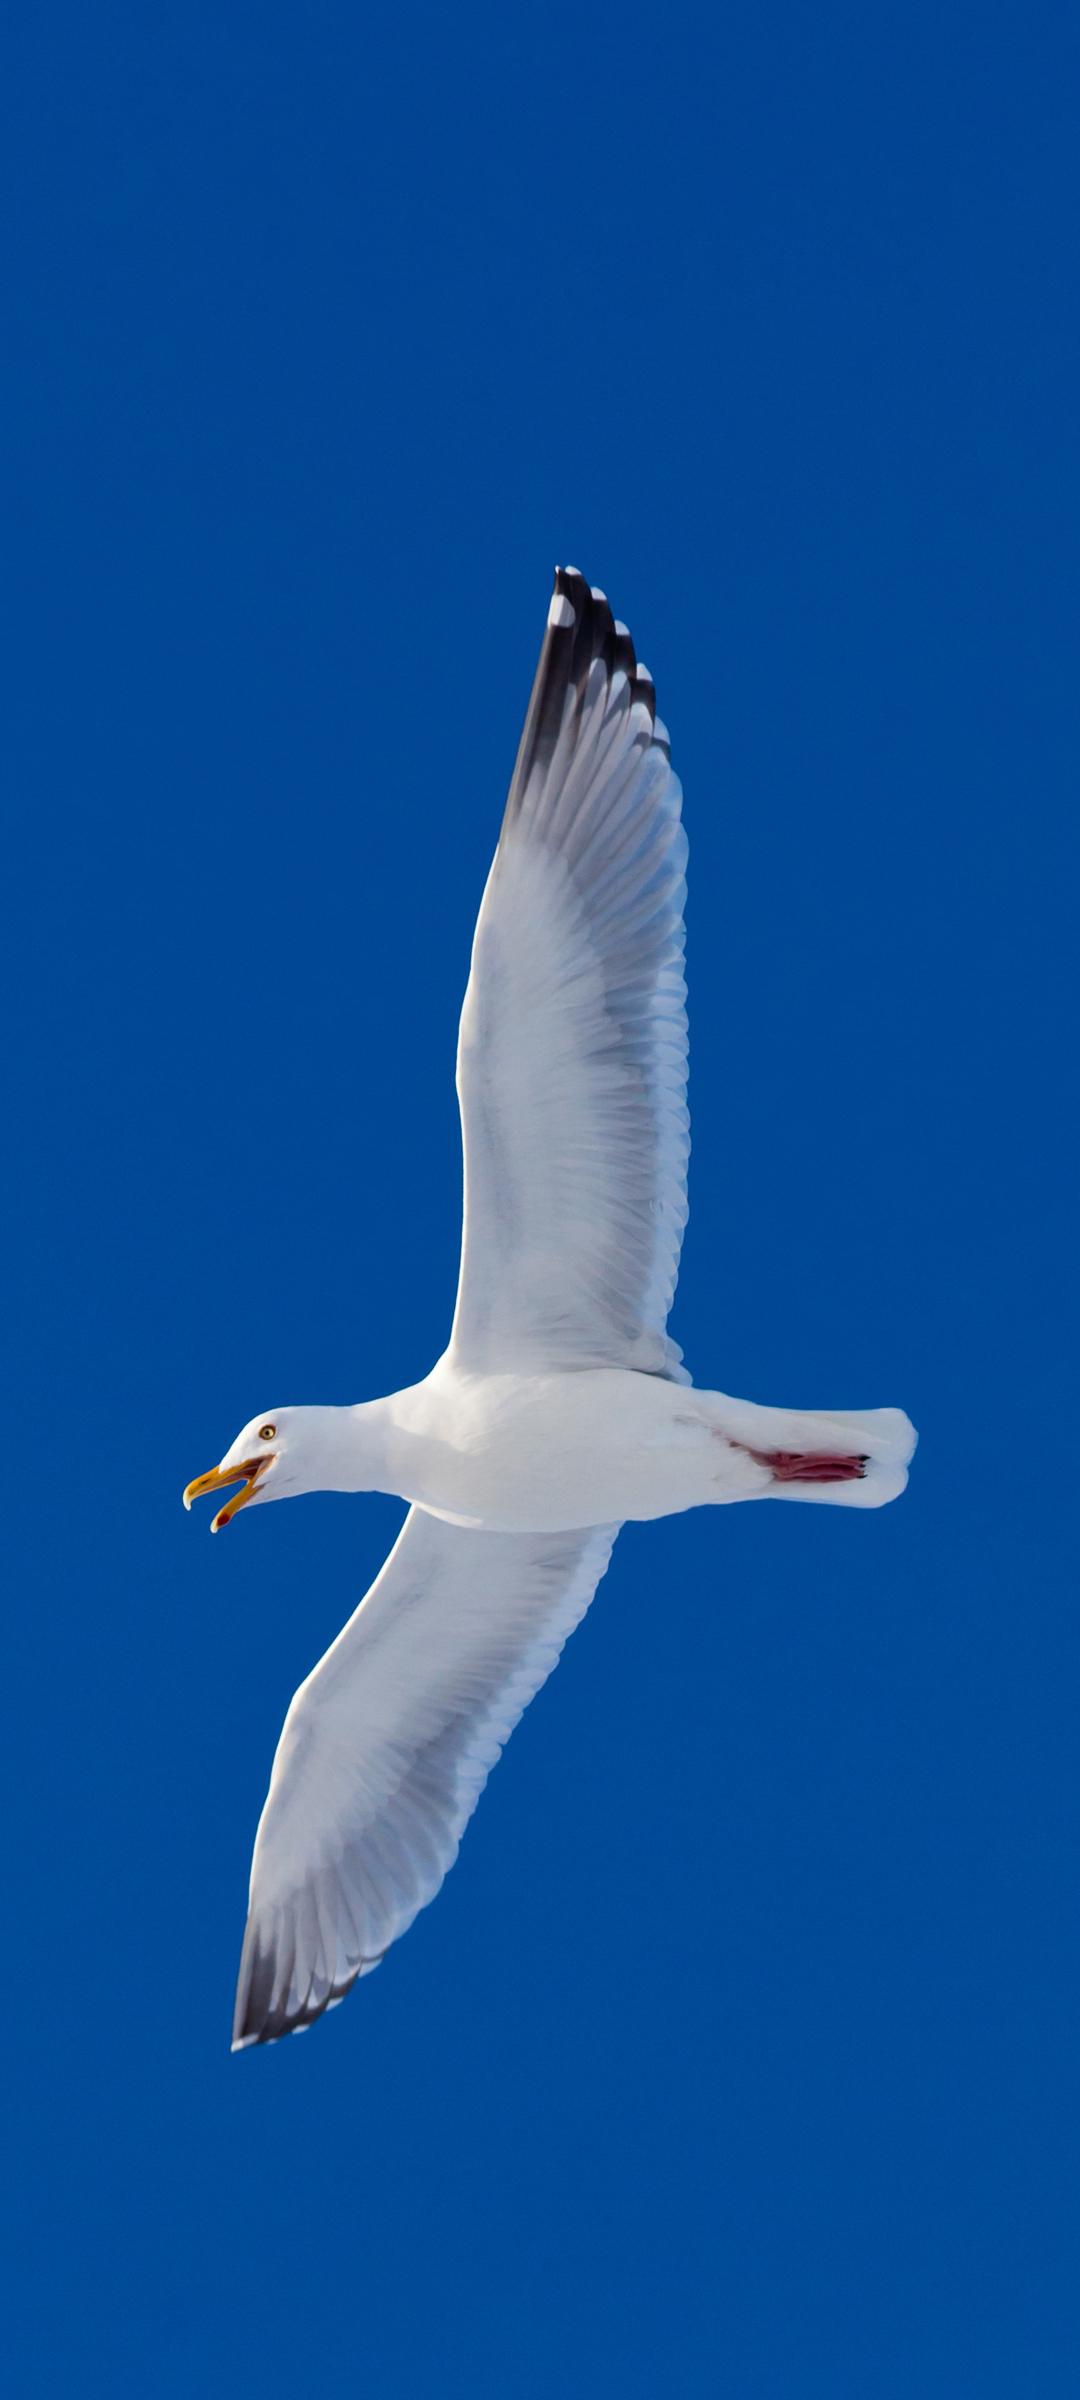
<box><xmin>233</xmin><ymin>1508</ymin><xmax>618</xmax><ymax>2048</ymax></box>
<box><xmin>449</xmin><ymin>567</ymin><xmax>690</xmax><ymax>1384</ymax></box>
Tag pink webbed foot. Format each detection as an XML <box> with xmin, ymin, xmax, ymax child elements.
<box><xmin>745</xmin><ymin>1448</ymin><xmax>869</xmax><ymax>1484</ymax></box>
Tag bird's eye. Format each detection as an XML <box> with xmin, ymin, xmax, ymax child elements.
<box><xmin>259</xmin><ymin>1423</ymin><xmax>276</xmax><ymax>1441</ymax></box>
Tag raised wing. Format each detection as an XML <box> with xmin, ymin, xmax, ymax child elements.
<box><xmin>449</xmin><ymin>566</ymin><xmax>691</xmax><ymax>1384</ymax></box>
<box><xmin>233</xmin><ymin>1507</ymin><xmax>617</xmax><ymax>2047</ymax></box>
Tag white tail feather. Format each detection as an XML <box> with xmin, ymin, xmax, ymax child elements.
<box><xmin>766</xmin><ymin>1405</ymin><xmax>916</xmax><ymax>1508</ymax></box>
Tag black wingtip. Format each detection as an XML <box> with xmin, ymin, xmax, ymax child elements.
<box><xmin>503</xmin><ymin>569</ymin><xmax>665</xmax><ymax>833</ymax></box>
<box><xmin>231</xmin><ymin>1910</ymin><xmax>383</xmax><ymax>2049</ymax></box>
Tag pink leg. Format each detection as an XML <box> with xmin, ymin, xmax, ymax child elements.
<box><xmin>744</xmin><ymin>1447</ymin><xmax>868</xmax><ymax>1484</ymax></box>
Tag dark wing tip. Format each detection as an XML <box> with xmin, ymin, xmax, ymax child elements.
<box><xmin>631</xmin><ymin>661</ymin><xmax>670</xmax><ymax>754</ymax></box>
<box><xmin>231</xmin><ymin>1912</ymin><xmax>383</xmax><ymax>2050</ymax></box>
<box><xmin>504</xmin><ymin>568</ymin><xmax>666</xmax><ymax>832</ymax></box>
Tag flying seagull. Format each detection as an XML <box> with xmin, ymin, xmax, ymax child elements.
<box><xmin>185</xmin><ymin>566</ymin><xmax>916</xmax><ymax>2050</ymax></box>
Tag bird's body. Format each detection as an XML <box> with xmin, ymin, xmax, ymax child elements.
<box><xmin>293</xmin><ymin>1367</ymin><xmax>913</xmax><ymax>1533</ymax></box>
<box><xmin>368</xmin><ymin>1363</ymin><xmax>780</xmax><ymax>1530</ymax></box>
<box><xmin>185</xmin><ymin>566</ymin><xmax>916</xmax><ymax>2048</ymax></box>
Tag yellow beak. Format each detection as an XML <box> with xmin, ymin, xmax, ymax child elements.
<box><xmin>183</xmin><ymin>1454</ymin><xmax>273</xmax><ymax>1532</ymax></box>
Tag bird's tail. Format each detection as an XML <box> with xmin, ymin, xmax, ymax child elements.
<box><xmin>710</xmin><ymin>1395</ymin><xmax>917</xmax><ymax>1507</ymax></box>
<box><xmin>757</xmin><ymin>1404</ymin><xmax>916</xmax><ymax>1506</ymax></box>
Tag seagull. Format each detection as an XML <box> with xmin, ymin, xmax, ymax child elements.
<box><xmin>185</xmin><ymin>567</ymin><xmax>916</xmax><ymax>2050</ymax></box>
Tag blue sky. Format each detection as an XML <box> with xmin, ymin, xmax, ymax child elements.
<box><xmin>5</xmin><ymin>4</ymin><xmax>1078</xmax><ymax>2392</ymax></box>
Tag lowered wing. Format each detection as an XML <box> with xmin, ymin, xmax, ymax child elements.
<box><xmin>233</xmin><ymin>1507</ymin><xmax>617</xmax><ymax>2046</ymax></box>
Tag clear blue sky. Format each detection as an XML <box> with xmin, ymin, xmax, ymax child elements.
<box><xmin>5</xmin><ymin>5</ymin><xmax>1077</xmax><ymax>2393</ymax></box>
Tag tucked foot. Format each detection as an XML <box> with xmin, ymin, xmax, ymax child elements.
<box><xmin>745</xmin><ymin>1447</ymin><xmax>869</xmax><ymax>1484</ymax></box>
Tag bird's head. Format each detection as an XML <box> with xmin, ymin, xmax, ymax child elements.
<box><xmin>183</xmin><ymin>1403</ymin><xmax>376</xmax><ymax>1528</ymax></box>
<box><xmin>184</xmin><ymin>1408</ymin><xmax>303</xmax><ymax>1531</ymax></box>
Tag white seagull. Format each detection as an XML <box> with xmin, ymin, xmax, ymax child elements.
<box><xmin>185</xmin><ymin>567</ymin><xmax>916</xmax><ymax>2050</ymax></box>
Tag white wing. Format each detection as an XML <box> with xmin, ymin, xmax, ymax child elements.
<box><xmin>233</xmin><ymin>1508</ymin><xmax>617</xmax><ymax>2047</ymax></box>
<box><xmin>449</xmin><ymin>566</ymin><xmax>691</xmax><ymax>1383</ymax></box>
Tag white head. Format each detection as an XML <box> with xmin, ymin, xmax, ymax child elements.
<box><xmin>183</xmin><ymin>1406</ymin><xmax>358</xmax><ymax>1531</ymax></box>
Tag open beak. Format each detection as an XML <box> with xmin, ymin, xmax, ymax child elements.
<box><xmin>183</xmin><ymin>1454</ymin><xmax>274</xmax><ymax>1532</ymax></box>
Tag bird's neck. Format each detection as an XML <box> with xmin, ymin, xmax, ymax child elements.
<box><xmin>301</xmin><ymin>1400</ymin><xmax>399</xmax><ymax>1495</ymax></box>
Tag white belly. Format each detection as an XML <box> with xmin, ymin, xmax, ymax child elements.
<box><xmin>381</xmin><ymin>1363</ymin><xmax>770</xmax><ymax>1533</ymax></box>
